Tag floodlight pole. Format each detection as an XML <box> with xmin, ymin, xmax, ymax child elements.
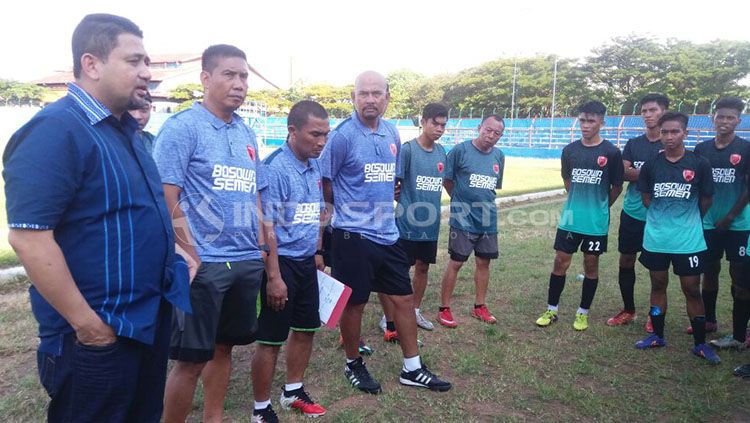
<box><xmin>549</xmin><ymin>57</ymin><xmax>558</xmax><ymax>146</ymax></box>
<box><xmin>510</xmin><ymin>56</ymin><xmax>518</xmax><ymax>131</ymax></box>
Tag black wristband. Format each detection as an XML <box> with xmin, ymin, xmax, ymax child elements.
<box><xmin>315</xmin><ymin>249</ymin><xmax>325</xmax><ymax>255</ymax></box>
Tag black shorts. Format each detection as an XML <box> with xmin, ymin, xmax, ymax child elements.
<box><xmin>704</xmin><ymin>229</ymin><xmax>750</xmax><ymax>262</ymax></box>
<box><xmin>554</xmin><ymin>229</ymin><xmax>607</xmax><ymax>255</ymax></box>
<box><xmin>331</xmin><ymin>228</ymin><xmax>413</xmax><ymax>305</ymax></box>
<box><xmin>399</xmin><ymin>238</ymin><xmax>438</xmax><ymax>265</ymax></box>
<box><xmin>737</xmin><ymin>259</ymin><xmax>750</xmax><ymax>290</ymax></box>
<box><xmin>322</xmin><ymin>225</ymin><xmax>333</xmax><ymax>268</ymax></box>
<box><xmin>618</xmin><ymin>211</ymin><xmax>646</xmax><ymax>254</ymax></box>
<box><xmin>639</xmin><ymin>249</ymin><xmax>705</xmax><ymax>276</ymax></box>
<box><xmin>169</xmin><ymin>259</ymin><xmax>264</xmax><ymax>363</ymax></box>
<box><xmin>255</xmin><ymin>256</ymin><xmax>320</xmax><ymax>345</ymax></box>
<box><xmin>448</xmin><ymin>227</ymin><xmax>499</xmax><ymax>262</ymax></box>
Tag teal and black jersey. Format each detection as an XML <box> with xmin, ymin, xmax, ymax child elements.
<box><xmin>558</xmin><ymin>139</ymin><xmax>624</xmax><ymax>236</ymax></box>
<box><xmin>446</xmin><ymin>140</ymin><xmax>505</xmax><ymax>234</ymax></box>
<box><xmin>396</xmin><ymin>139</ymin><xmax>447</xmax><ymax>241</ymax></box>
<box><xmin>637</xmin><ymin>151</ymin><xmax>714</xmax><ymax>254</ymax></box>
<box><xmin>694</xmin><ymin>136</ymin><xmax>750</xmax><ymax>230</ymax></box>
<box><xmin>622</xmin><ymin>134</ymin><xmax>663</xmax><ymax>221</ymax></box>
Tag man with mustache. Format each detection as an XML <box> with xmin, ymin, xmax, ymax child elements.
<box><xmin>3</xmin><ymin>13</ymin><xmax>194</xmax><ymax>422</ymax></box>
<box><xmin>320</xmin><ymin>71</ymin><xmax>451</xmax><ymax>394</ymax></box>
<box><xmin>156</xmin><ymin>45</ymin><xmax>273</xmax><ymax>423</ymax></box>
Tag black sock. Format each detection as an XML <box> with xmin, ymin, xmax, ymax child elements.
<box><xmin>579</xmin><ymin>278</ymin><xmax>599</xmax><ymax>310</ymax></box>
<box><xmin>733</xmin><ymin>297</ymin><xmax>750</xmax><ymax>342</ymax></box>
<box><xmin>474</xmin><ymin>304</ymin><xmax>483</xmax><ymax>309</ymax></box>
<box><xmin>702</xmin><ymin>289</ymin><xmax>718</xmax><ymax>322</ymax></box>
<box><xmin>386</xmin><ymin>321</ymin><xmax>396</xmax><ymax>332</ymax></box>
<box><xmin>651</xmin><ymin>307</ymin><xmax>666</xmax><ymax>339</ymax></box>
<box><xmin>547</xmin><ymin>274</ymin><xmax>566</xmax><ymax>306</ymax></box>
<box><xmin>439</xmin><ymin>306</ymin><xmax>449</xmax><ymax>312</ymax></box>
<box><xmin>618</xmin><ymin>267</ymin><xmax>636</xmax><ymax>312</ymax></box>
<box><xmin>691</xmin><ymin>316</ymin><xmax>707</xmax><ymax>346</ymax></box>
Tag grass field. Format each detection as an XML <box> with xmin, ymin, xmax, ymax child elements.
<box><xmin>1</xmin><ymin>197</ymin><xmax>749</xmax><ymax>422</ymax></box>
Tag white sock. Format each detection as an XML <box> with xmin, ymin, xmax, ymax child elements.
<box><xmin>346</xmin><ymin>358</ymin><xmax>357</xmax><ymax>364</ymax></box>
<box><xmin>415</xmin><ymin>308</ymin><xmax>420</xmax><ymax>314</ymax></box>
<box><xmin>284</xmin><ymin>382</ymin><xmax>303</xmax><ymax>392</ymax></box>
<box><xmin>403</xmin><ymin>355</ymin><xmax>421</xmax><ymax>372</ymax></box>
<box><xmin>547</xmin><ymin>304</ymin><xmax>559</xmax><ymax>312</ymax></box>
<box><xmin>254</xmin><ymin>399</ymin><xmax>271</xmax><ymax>410</ymax></box>
<box><xmin>577</xmin><ymin>307</ymin><xmax>589</xmax><ymax>315</ymax></box>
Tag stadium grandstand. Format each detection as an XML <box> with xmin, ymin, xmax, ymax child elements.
<box><xmin>145</xmin><ymin>111</ymin><xmax>750</xmax><ymax>159</ymax></box>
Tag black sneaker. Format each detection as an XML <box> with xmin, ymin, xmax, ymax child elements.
<box><xmin>733</xmin><ymin>363</ymin><xmax>750</xmax><ymax>378</ymax></box>
<box><xmin>345</xmin><ymin>357</ymin><xmax>382</xmax><ymax>394</ymax></box>
<box><xmin>251</xmin><ymin>404</ymin><xmax>279</xmax><ymax>423</ymax></box>
<box><xmin>399</xmin><ymin>364</ymin><xmax>452</xmax><ymax>392</ymax></box>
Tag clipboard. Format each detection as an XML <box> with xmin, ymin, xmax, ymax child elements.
<box><xmin>317</xmin><ymin>270</ymin><xmax>352</xmax><ymax>329</ymax></box>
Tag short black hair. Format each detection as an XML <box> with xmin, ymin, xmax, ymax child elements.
<box><xmin>639</xmin><ymin>93</ymin><xmax>669</xmax><ymax>110</ymax></box>
<box><xmin>202</xmin><ymin>44</ymin><xmax>247</xmax><ymax>73</ymax></box>
<box><xmin>72</xmin><ymin>14</ymin><xmax>143</xmax><ymax>78</ymax></box>
<box><xmin>481</xmin><ymin>114</ymin><xmax>504</xmax><ymax>126</ymax></box>
<box><xmin>422</xmin><ymin>103</ymin><xmax>448</xmax><ymax>121</ymax></box>
<box><xmin>658</xmin><ymin>111</ymin><xmax>689</xmax><ymax>129</ymax></box>
<box><xmin>127</xmin><ymin>91</ymin><xmax>151</xmax><ymax>110</ymax></box>
<box><xmin>578</xmin><ymin>101</ymin><xmax>607</xmax><ymax>116</ymax></box>
<box><xmin>288</xmin><ymin>100</ymin><xmax>328</xmax><ymax>129</ymax></box>
<box><xmin>715</xmin><ymin>97</ymin><xmax>745</xmax><ymax>115</ymax></box>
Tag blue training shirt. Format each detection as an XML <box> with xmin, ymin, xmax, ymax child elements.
<box><xmin>3</xmin><ymin>83</ymin><xmax>188</xmax><ymax>354</ymax></box>
<box><xmin>154</xmin><ymin>102</ymin><xmax>267</xmax><ymax>262</ymax></box>
<box><xmin>319</xmin><ymin>112</ymin><xmax>401</xmax><ymax>245</ymax></box>
<box><xmin>262</xmin><ymin>143</ymin><xmax>323</xmax><ymax>259</ymax></box>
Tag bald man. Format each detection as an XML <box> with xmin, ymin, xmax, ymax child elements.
<box><xmin>320</xmin><ymin>71</ymin><xmax>451</xmax><ymax>394</ymax></box>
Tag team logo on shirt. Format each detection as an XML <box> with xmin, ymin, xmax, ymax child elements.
<box><xmin>469</xmin><ymin>174</ymin><xmax>497</xmax><ymax>189</ymax></box>
<box><xmin>597</xmin><ymin>156</ymin><xmax>608</xmax><ymax>167</ymax></box>
<box><xmin>390</xmin><ymin>143</ymin><xmax>397</xmax><ymax>157</ymax></box>
<box><xmin>571</xmin><ymin>168</ymin><xmax>602</xmax><ymax>184</ymax></box>
<box><xmin>437</xmin><ymin>162</ymin><xmax>444</xmax><ymax>173</ymax></box>
<box><xmin>292</xmin><ymin>202</ymin><xmax>321</xmax><ymax>224</ymax></box>
<box><xmin>415</xmin><ymin>175</ymin><xmax>443</xmax><ymax>191</ymax></box>
<box><xmin>493</xmin><ymin>163</ymin><xmax>500</xmax><ymax>174</ymax></box>
<box><xmin>730</xmin><ymin>154</ymin><xmax>742</xmax><ymax>166</ymax></box>
<box><xmin>246</xmin><ymin>146</ymin><xmax>256</xmax><ymax>161</ymax></box>
<box><xmin>364</xmin><ymin>163</ymin><xmax>396</xmax><ymax>183</ymax></box>
<box><xmin>683</xmin><ymin>169</ymin><xmax>695</xmax><ymax>182</ymax></box>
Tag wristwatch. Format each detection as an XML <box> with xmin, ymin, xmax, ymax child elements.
<box><xmin>259</xmin><ymin>244</ymin><xmax>270</xmax><ymax>253</ymax></box>
<box><xmin>315</xmin><ymin>249</ymin><xmax>325</xmax><ymax>256</ymax></box>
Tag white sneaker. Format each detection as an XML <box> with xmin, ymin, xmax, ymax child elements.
<box><xmin>379</xmin><ymin>315</ymin><xmax>387</xmax><ymax>333</ymax></box>
<box><xmin>415</xmin><ymin>310</ymin><xmax>434</xmax><ymax>330</ymax></box>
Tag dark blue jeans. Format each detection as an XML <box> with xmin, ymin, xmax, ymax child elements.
<box><xmin>37</xmin><ymin>303</ymin><xmax>172</xmax><ymax>423</ymax></box>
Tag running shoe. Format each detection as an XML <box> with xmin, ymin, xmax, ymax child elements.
<box><xmin>471</xmin><ymin>304</ymin><xmax>497</xmax><ymax>324</ymax></box>
<box><xmin>687</xmin><ymin>321</ymin><xmax>718</xmax><ymax>334</ymax></box>
<box><xmin>606</xmin><ymin>310</ymin><xmax>636</xmax><ymax>326</ymax></box>
<box><xmin>709</xmin><ymin>334</ymin><xmax>746</xmax><ymax>350</ymax></box>
<box><xmin>645</xmin><ymin>315</ymin><xmax>654</xmax><ymax>333</ymax></box>
<box><xmin>280</xmin><ymin>386</ymin><xmax>326</xmax><ymax>418</ymax></box>
<box><xmin>383</xmin><ymin>329</ymin><xmax>399</xmax><ymax>343</ymax></box>
<box><xmin>635</xmin><ymin>334</ymin><xmax>666</xmax><ymax>349</ymax></box>
<box><xmin>573</xmin><ymin>313</ymin><xmax>589</xmax><ymax>331</ymax></box>
<box><xmin>535</xmin><ymin>310</ymin><xmax>558</xmax><ymax>327</ymax></box>
<box><xmin>344</xmin><ymin>357</ymin><xmax>382</xmax><ymax>394</ymax></box>
<box><xmin>399</xmin><ymin>364</ymin><xmax>452</xmax><ymax>392</ymax></box>
<box><xmin>415</xmin><ymin>310</ymin><xmax>434</xmax><ymax>330</ymax></box>
<box><xmin>691</xmin><ymin>343</ymin><xmax>721</xmax><ymax>365</ymax></box>
<box><xmin>252</xmin><ymin>405</ymin><xmax>279</xmax><ymax>423</ymax></box>
<box><xmin>338</xmin><ymin>335</ymin><xmax>374</xmax><ymax>356</ymax></box>
<box><xmin>437</xmin><ymin>308</ymin><xmax>458</xmax><ymax>328</ymax></box>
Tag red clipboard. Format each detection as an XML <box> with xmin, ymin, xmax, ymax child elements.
<box><xmin>317</xmin><ymin>270</ymin><xmax>352</xmax><ymax>329</ymax></box>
